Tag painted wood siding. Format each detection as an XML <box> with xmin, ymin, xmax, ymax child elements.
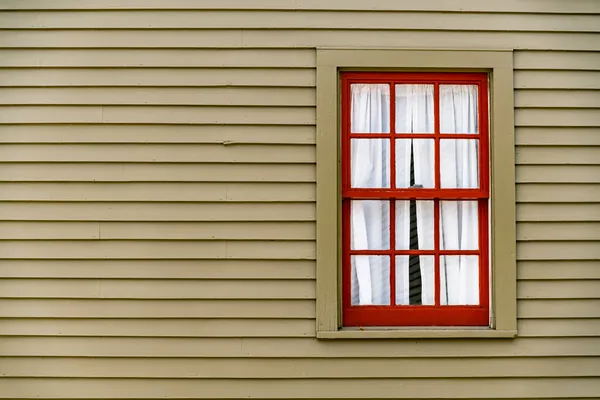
<box><xmin>0</xmin><ymin>1</ymin><xmax>599</xmax><ymax>398</ymax></box>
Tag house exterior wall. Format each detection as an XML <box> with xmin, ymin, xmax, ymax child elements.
<box><xmin>0</xmin><ymin>1</ymin><xmax>598</xmax><ymax>398</ymax></box>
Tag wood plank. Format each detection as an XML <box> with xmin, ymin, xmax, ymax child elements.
<box><xmin>0</xmin><ymin>124</ymin><xmax>317</xmax><ymax>144</ymax></box>
<box><xmin>0</xmin><ymin>221</ymin><xmax>314</xmax><ymax>240</ymax></box>
<box><xmin>518</xmin><ymin>280</ymin><xmax>600</xmax><ymax>299</ymax></box>
<box><xmin>515</xmin><ymin>90</ymin><xmax>600</xmax><ymax>108</ymax></box>
<box><xmin>0</xmin><ymin>299</ymin><xmax>315</xmax><ymax>318</ymax></box>
<box><xmin>0</xmin><ymin>202</ymin><xmax>316</xmax><ymax>222</ymax></box>
<box><xmin>518</xmin><ymin>242</ymin><xmax>600</xmax><ymax>261</ymax></box>
<box><xmin>0</xmin><ymin>182</ymin><xmax>315</xmax><ymax>202</ymax></box>
<box><xmin>0</xmin><ymin>278</ymin><xmax>315</xmax><ymax>299</ymax></box>
<box><xmin>2</xmin><ymin>0</ymin><xmax>599</xmax><ymax>13</ymax></box>
<box><xmin>0</xmin><ymin>318</ymin><xmax>315</xmax><ymax>338</ymax></box>
<box><xmin>0</xmin><ymin>336</ymin><xmax>597</xmax><ymax>358</ymax></box>
<box><xmin>107</xmin><ymin>106</ymin><xmax>315</xmax><ymax>125</ymax></box>
<box><xmin>516</xmin><ymin>146</ymin><xmax>600</xmax><ymax>165</ymax></box>
<box><xmin>0</xmin><ymin>106</ymin><xmax>315</xmax><ymax>125</ymax></box>
<box><xmin>0</xmin><ymin>106</ymin><xmax>103</xmax><ymax>123</ymax></box>
<box><xmin>0</xmin><ymin>377</ymin><xmax>599</xmax><ymax>399</ymax></box>
<box><xmin>518</xmin><ymin>261</ymin><xmax>600</xmax><ymax>280</ymax></box>
<box><xmin>0</xmin><ymin>222</ymin><xmax>99</xmax><ymax>239</ymax></box>
<box><xmin>514</xmin><ymin>51</ymin><xmax>600</xmax><ymax>71</ymax></box>
<box><xmin>517</xmin><ymin>222</ymin><xmax>600</xmax><ymax>241</ymax></box>
<box><xmin>517</xmin><ymin>319</ymin><xmax>600</xmax><ymax>337</ymax></box>
<box><xmin>0</xmin><ymin>144</ymin><xmax>315</xmax><ymax>163</ymax></box>
<box><xmin>0</xmin><ymin>259</ymin><xmax>316</xmax><ymax>279</ymax></box>
<box><xmin>517</xmin><ymin>166</ymin><xmax>600</xmax><ymax>183</ymax></box>
<box><xmin>516</xmin><ymin>183</ymin><xmax>600</xmax><ymax>202</ymax></box>
<box><xmin>0</xmin><ymin>49</ymin><xmax>314</xmax><ymax>69</ymax></box>
<box><xmin>0</xmin><ymin>29</ymin><xmax>597</xmax><ymax>50</ymax></box>
<box><xmin>1</xmin><ymin>11</ymin><xmax>598</xmax><ymax>32</ymax></box>
<box><xmin>517</xmin><ymin>203</ymin><xmax>600</xmax><ymax>222</ymax></box>
<box><xmin>515</xmin><ymin>127</ymin><xmax>600</xmax><ymax>146</ymax></box>
<box><xmin>0</xmin><ymin>87</ymin><xmax>316</xmax><ymax>106</ymax></box>
<box><xmin>0</xmin><ymin>65</ymin><xmax>315</xmax><ymax>87</ymax></box>
<box><xmin>0</xmin><ymin>356</ymin><xmax>597</xmax><ymax>378</ymax></box>
<box><xmin>515</xmin><ymin>71</ymin><xmax>600</xmax><ymax>89</ymax></box>
<box><xmin>0</xmin><ymin>163</ymin><xmax>316</xmax><ymax>183</ymax></box>
<box><xmin>0</xmin><ymin>240</ymin><xmax>316</xmax><ymax>260</ymax></box>
<box><xmin>243</xmin><ymin>30</ymin><xmax>600</xmax><ymax>51</ymax></box>
<box><xmin>99</xmin><ymin>221</ymin><xmax>315</xmax><ymax>240</ymax></box>
<box><xmin>515</xmin><ymin>108</ymin><xmax>600</xmax><ymax>127</ymax></box>
<box><xmin>519</xmin><ymin>299</ymin><xmax>600</xmax><ymax>318</ymax></box>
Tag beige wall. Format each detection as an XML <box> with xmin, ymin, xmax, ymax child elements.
<box><xmin>0</xmin><ymin>0</ymin><xmax>599</xmax><ymax>398</ymax></box>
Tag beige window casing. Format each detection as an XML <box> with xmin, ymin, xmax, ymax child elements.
<box><xmin>316</xmin><ymin>49</ymin><xmax>517</xmax><ymax>339</ymax></box>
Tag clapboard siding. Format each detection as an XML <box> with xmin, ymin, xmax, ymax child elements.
<box><xmin>1</xmin><ymin>30</ymin><xmax>599</xmax><ymax>50</ymax></box>
<box><xmin>1</xmin><ymin>0</ymin><xmax>598</xmax><ymax>13</ymax></box>
<box><xmin>0</xmin><ymin>357</ymin><xmax>598</xmax><ymax>377</ymax></box>
<box><xmin>0</xmin><ymin>1</ymin><xmax>599</xmax><ymax>400</ymax></box>
<box><xmin>2</xmin><ymin>11</ymin><xmax>600</xmax><ymax>31</ymax></box>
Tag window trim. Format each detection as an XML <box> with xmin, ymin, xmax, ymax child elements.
<box><xmin>316</xmin><ymin>49</ymin><xmax>516</xmax><ymax>339</ymax></box>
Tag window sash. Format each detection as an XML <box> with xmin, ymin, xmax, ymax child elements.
<box><xmin>341</xmin><ymin>72</ymin><xmax>490</xmax><ymax>327</ymax></box>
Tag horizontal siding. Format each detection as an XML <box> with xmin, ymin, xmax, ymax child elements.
<box><xmin>0</xmin><ymin>377</ymin><xmax>598</xmax><ymax>399</ymax></box>
<box><xmin>1</xmin><ymin>2</ymin><xmax>599</xmax><ymax>400</ymax></box>
<box><xmin>2</xmin><ymin>11</ymin><xmax>600</xmax><ymax>31</ymax></box>
<box><xmin>1</xmin><ymin>30</ymin><xmax>598</xmax><ymax>50</ymax></box>
<box><xmin>1</xmin><ymin>0</ymin><xmax>599</xmax><ymax>13</ymax></box>
<box><xmin>0</xmin><ymin>357</ymin><xmax>598</xmax><ymax>377</ymax></box>
<box><xmin>0</xmin><ymin>336</ymin><xmax>599</xmax><ymax>357</ymax></box>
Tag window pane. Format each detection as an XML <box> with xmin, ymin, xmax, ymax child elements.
<box><xmin>396</xmin><ymin>200</ymin><xmax>434</xmax><ymax>250</ymax></box>
<box><xmin>440</xmin><ymin>255</ymin><xmax>479</xmax><ymax>305</ymax></box>
<box><xmin>351</xmin><ymin>139</ymin><xmax>390</xmax><ymax>188</ymax></box>
<box><xmin>351</xmin><ymin>200</ymin><xmax>390</xmax><ymax>250</ymax></box>
<box><xmin>351</xmin><ymin>256</ymin><xmax>390</xmax><ymax>305</ymax></box>
<box><xmin>395</xmin><ymin>84</ymin><xmax>434</xmax><ymax>133</ymax></box>
<box><xmin>440</xmin><ymin>201</ymin><xmax>479</xmax><ymax>250</ymax></box>
<box><xmin>396</xmin><ymin>255</ymin><xmax>434</xmax><ymax>305</ymax></box>
<box><xmin>351</xmin><ymin>84</ymin><xmax>390</xmax><ymax>133</ymax></box>
<box><xmin>440</xmin><ymin>139</ymin><xmax>479</xmax><ymax>188</ymax></box>
<box><xmin>440</xmin><ymin>85</ymin><xmax>479</xmax><ymax>134</ymax></box>
<box><xmin>396</xmin><ymin>139</ymin><xmax>434</xmax><ymax>189</ymax></box>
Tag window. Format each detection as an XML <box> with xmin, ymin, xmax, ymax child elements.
<box><xmin>341</xmin><ymin>73</ymin><xmax>489</xmax><ymax>327</ymax></box>
<box><xmin>316</xmin><ymin>49</ymin><xmax>516</xmax><ymax>339</ymax></box>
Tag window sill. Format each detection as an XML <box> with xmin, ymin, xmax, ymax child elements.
<box><xmin>317</xmin><ymin>327</ymin><xmax>517</xmax><ymax>339</ymax></box>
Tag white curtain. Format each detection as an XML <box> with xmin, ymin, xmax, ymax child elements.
<box><xmin>350</xmin><ymin>84</ymin><xmax>390</xmax><ymax>305</ymax></box>
<box><xmin>350</xmin><ymin>83</ymin><xmax>480</xmax><ymax>307</ymax></box>
<box><xmin>439</xmin><ymin>85</ymin><xmax>480</xmax><ymax>305</ymax></box>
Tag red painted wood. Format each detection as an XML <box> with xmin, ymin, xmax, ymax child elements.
<box><xmin>341</xmin><ymin>72</ymin><xmax>490</xmax><ymax>327</ymax></box>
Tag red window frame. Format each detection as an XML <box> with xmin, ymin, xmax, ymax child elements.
<box><xmin>341</xmin><ymin>72</ymin><xmax>490</xmax><ymax>327</ymax></box>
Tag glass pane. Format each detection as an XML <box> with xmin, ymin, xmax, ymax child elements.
<box><xmin>440</xmin><ymin>201</ymin><xmax>479</xmax><ymax>250</ymax></box>
<box><xmin>351</xmin><ymin>256</ymin><xmax>390</xmax><ymax>305</ymax></box>
<box><xmin>440</xmin><ymin>255</ymin><xmax>479</xmax><ymax>305</ymax></box>
<box><xmin>351</xmin><ymin>200</ymin><xmax>390</xmax><ymax>250</ymax></box>
<box><xmin>395</xmin><ymin>139</ymin><xmax>434</xmax><ymax>188</ymax></box>
<box><xmin>440</xmin><ymin>139</ymin><xmax>479</xmax><ymax>188</ymax></box>
<box><xmin>396</xmin><ymin>256</ymin><xmax>434</xmax><ymax>305</ymax></box>
<box><xmin>440</xmin><ymin>85</ymin><xmax>479</xmax><ymax>134</ymax></box>
<box><xmin>395</xmin><ymin>84</ymin><xmax>434</xmax><ymax>133</ymax></box>
<box><xmin>351</xmin><ymin>139</ymin><xmax>390</xmax><ymax>188</ymax></box>
<box><xmin>395</xmin><ymin>200</ymin><xmax>434</xmax><ymax>250</ymax></box>
<box><xmin>351</xmin><ymin>84</ymin><xmax>390</xmax><ymax>133</ymax></box>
